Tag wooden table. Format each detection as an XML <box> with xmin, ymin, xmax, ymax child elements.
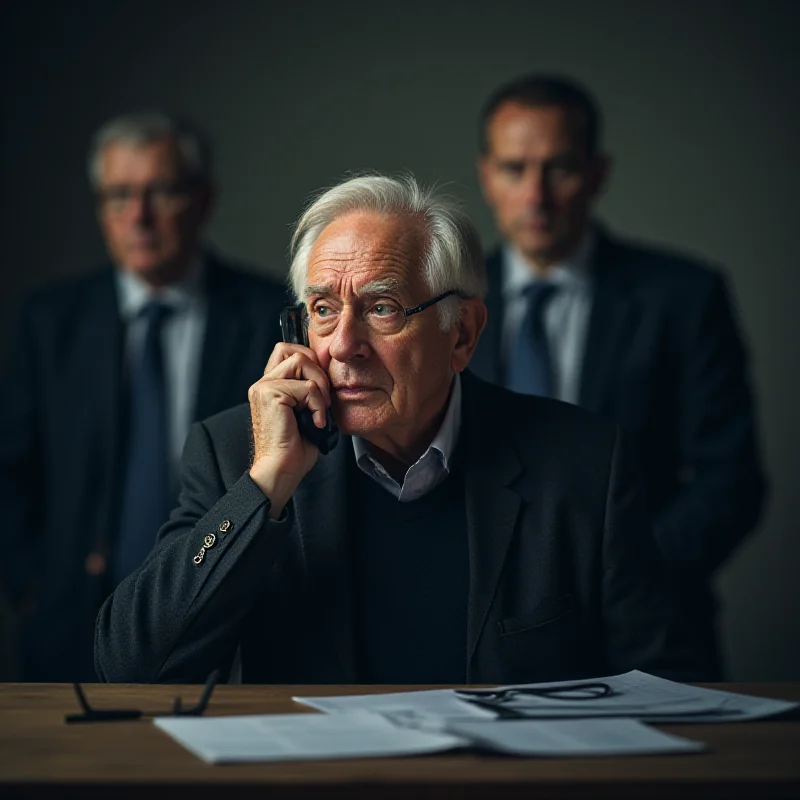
<box><xmin>1</xmin><ymin>682</ymin><xmax>798</xmax><ymax>799</ymax></box>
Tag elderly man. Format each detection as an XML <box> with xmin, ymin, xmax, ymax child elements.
<box><xmin>470</xmin><ymin>75</ymin><xmax>766</xmax><ymax>680</ymax></box>
<box><xmin>0</xmin><ymin>112</ymin><xmax>287</xmax><ymax>681</ymax></box>
<box><xmin>96</xmin><ymin>174</ymin><xmax>694</xmax><ymax>685</ymax></box>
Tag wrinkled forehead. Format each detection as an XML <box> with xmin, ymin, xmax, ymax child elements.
<box><xmin>304</xmin><ymin>211</ymin><xmax>428</xmax><ymax>300</ymax></box>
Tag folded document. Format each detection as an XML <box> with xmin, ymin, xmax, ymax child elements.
<box><xmin>154</xmin><ymin>710</ymin><xmax>704</xmax><ymax>764</ymax></box>
<box><xmin>295</xmin><ymin>670</ymin><xmax>797</xmax><ymax>724</ymax></box>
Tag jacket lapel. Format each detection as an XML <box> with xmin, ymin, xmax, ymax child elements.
<box><xmin>194</xmin><ymin>256</ymin><xmax>256</xmax><ymax>422</ymax></box>
<box><xmin>293</xmin><ymin>439</ymin><xmax>356</xmax><ymax>681</ymax></box>
<box><xmin>579</xmin><ymin>232</ymin><xmax>639</xmax><ymax>413</ymax></box>
<box><xmin>460</xmin><ymin>374</ymin><xmax>522</xmax><ymax>677</ymax></box>
<box><xmin>87</xmin><ymin>271</ymin><xmax>125</xmax><ymax>552</ymax></box>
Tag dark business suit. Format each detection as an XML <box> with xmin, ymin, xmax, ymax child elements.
<box><xmin>470</xmin><ymin>228</ymin><xmax>767</xmax><ymax>679</ymax></box>
<box><xmin>95</xmin><ymin>372</ymin><xmax>699</xmax><ymax>685</ymax></box>
<box><xmin>0</xmin><ymin>254</ymin><xmax>288</xmax><ymax>681</ymax></box>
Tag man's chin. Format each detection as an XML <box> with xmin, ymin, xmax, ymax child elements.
<box><xmin>119</xmin><ymin>255</ymin><xmax>191</xmax><ymax>285</ymax></box>
<box><xmin>120</xmin><ymin>257</ymin><xmax>168</xmax><ymax>275</ymax></box>
<box><xmin>516</xmin><ymin>232</ymin><xmax>556</xmax><ymax>258</ymax></box>
<box><xmin>333</xmin><ymin>405</ymin><xmax>389</xmax><ymax>438</ymax></box>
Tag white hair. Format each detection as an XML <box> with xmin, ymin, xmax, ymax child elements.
<box><xmin>87</xmin><ymin>111</ymin><xmax>212</xmax><ymax>188</ymax></box>
<box><xmin>288</xmin><ymin>173</ymin><xmax>485</xmax><ymax>330</ymax></box>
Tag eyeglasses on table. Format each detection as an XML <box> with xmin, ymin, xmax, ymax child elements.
<box><xmin>455</xmin><ymin>682</ymin><xmax>613</xmax><ymax>718</ymax></box>
<box><xmin>64</xmin><ymin>668</ymin><xmax>220</xmax><ymax>724</ymax></box>
<box><xmin>457</xmin><ymin>682</ymin><xmax>613</xmax><ymax>702</ymax></box>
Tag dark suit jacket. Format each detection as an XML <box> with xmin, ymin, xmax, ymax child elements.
<box><xmin>95</xmin><ymin>372</ymin><xmax>699</xmax><ymax>685</ymax></box>
<box><xmin>470</xmin><ymin>230</ymin><xmax>767</xmax><ymax>677</ymax></box>
<box><xmin>0</xmin><ymin>254</ymin><xmax>288</xmax><ymax>680</ymax></box>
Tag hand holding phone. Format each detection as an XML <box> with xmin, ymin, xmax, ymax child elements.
<box><xmin>279</xmin><ymin>305</ymin><xmax>339</xmax><ymax>455</ymax></box>
<box><xmin>248</xmin><ymin>308</ymin><xmax>337</xmax><ymax>517</ymax></box>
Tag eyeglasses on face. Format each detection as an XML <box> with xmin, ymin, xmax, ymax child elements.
<box><xmin>305</xmin><ymin>289</ymin><xmax>465</xmax><ymax>337</ymax></box>
<box><xmin>64</xmin><ymin>668</ymin><xmax>220</xmax><ymax>724</ymax></box>
<box><xmin>97</xmin><ymin>179</ymin><xmax>199</xmax><ymax>216</ymax></box>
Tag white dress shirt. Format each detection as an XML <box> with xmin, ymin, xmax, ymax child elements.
<box><xmin>352</xmin><ymin>372</ymin><xmax>462</xmax><ymax>502</ymax></box>
<box><xmin>115</xmin><ymin>259</ymin><xmax>208</xmax><ymax>488</ymax></box>
<box><xmin>501</xmin><ymin>231</ymin><xmax>595</xmax><ymax>405</ymax></box>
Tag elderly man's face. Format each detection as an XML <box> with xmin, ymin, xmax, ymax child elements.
<box><xmin>305</xmin><ymin>211</ymin><xmax>464</xmax><ymax>456</ymax></box>
<box><xmin>96</xmin><ymin>137</ymin><xmax>212</xmax><ymax>285</ymax></box>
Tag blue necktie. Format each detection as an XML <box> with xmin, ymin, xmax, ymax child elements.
<box><xmin>114</xmin><ymin>301</ymin><xmax>172</xmax><ymax>583</ymax></box>
<box><xmin>507</xmin><ymin>283</ymin><xmax>558</xmax><ymax>397</ymax></box>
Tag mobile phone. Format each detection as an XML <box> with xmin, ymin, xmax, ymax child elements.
<box><xmin>278</xmin><ymin>304</ymin><xmax>339</xmax><ymax>454</ymax></box>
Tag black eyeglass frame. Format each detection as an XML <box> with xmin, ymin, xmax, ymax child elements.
<box><xmin>96</xmin><ymin>178</ymin><xmax>202</xmax><ymax>209</ymax></box>
<box><xmin>64</xmin><ymin>668</ymin><xmax>220</xmax><ymax>724</ymax></box>
<box><xmin>300</xmin><ymin>289</ymin><xmax>465</xmax><ymax>327</ymax></box>
<box><xmin>401</xmin><ymin>289</ymin><xmax>463</xmax><ymax>317</ymax></box>
<box><xmin>456</xmin><ymin>681</ymin><xmax>613</xmax><ymax>702</ymax></box>
<box><xmin>455</xmin><ymin>681</ymin><xmax>613</xmax><ymax>720</ymax></box>
<box><xmin>456</xmin><ymin>681</ymin><xmax>614</xmax><ymax>703</ymax></box>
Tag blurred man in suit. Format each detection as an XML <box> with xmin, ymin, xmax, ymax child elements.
<box><xmin>0</xmin><ymin>112</ymin><xmax>287</xmax><ymax>681</ymax></box>
<box><xmin>470</xmin><ymin>75</ymin><xmax>766</xmax><ymax>679</ymax></box>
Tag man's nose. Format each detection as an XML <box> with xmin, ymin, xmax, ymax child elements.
<box><xmin>327</xmin><ymin>308</ymin><xmax>371</xmax><ymax>363</ymax></box>
<box><xmin>521</xmin><ymin>167</ymin><xmax>549</xmax><ymax>207</ymax></box>
<box><xmin>129</xmin><ymin>191</ymin><xmax>155</xmax><ymax>224</ymax></box>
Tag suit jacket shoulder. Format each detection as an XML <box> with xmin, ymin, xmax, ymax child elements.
<box><xmin>205</xmin><ymin>253</ymin><xmax>289</xmax><ymax>305</ymax></box>
<box><xmin>464</xmin><ymin>371</ymin><xmax>619</xmax><ymax>462</ymax></box>
<box><xmin>17</xmin><ymin>267</ymin><xmax>117</xmax><ymax>325</ymax></box>
<box><xmin>596</xmin><ymin>230</ymin><xmax>729</xmax><ymax>301</ymax></box>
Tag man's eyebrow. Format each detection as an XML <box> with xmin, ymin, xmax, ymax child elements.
<box><xmin>304</xmin><ymin>284</ymin><xmax>334</xmax><ymax>300</ymax></box>
<box><xmin>303</xmin><ymin>278</ymin><xmax>404</xmax><ymax>300</ymax></box>
<box><xmin>357</xmin><ymin>279</ymin><xmax>402</xmax><ymax>296</ymax></box>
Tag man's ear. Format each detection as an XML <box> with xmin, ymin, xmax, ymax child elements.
<box><xmin>476</xmin><ymin>156</ymin><xmax>493</xmax><ymax>204</ymax></box>
<box><xmin>196</xmin><ymin>181</ymin><xmax>217</xmax><ymax>227</ymax></box>
<box><xmin>451</xmin><ymin>298</ymin><xmax>487</xmax><ymax>374</ymax></box>
<box><xmin>588</xmin><ymin>153</ymin><xmax>612</xmax><ymax>201</ymax></box>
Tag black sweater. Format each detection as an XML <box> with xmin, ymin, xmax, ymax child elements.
<box><xmin>348</xmin><ymin>453</ymin><xmax>469</xmax><ymax>684</ymax></box>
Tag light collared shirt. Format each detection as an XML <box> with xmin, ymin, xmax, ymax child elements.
<box><xmin>352</xmin><ymin>373</ymin><xmax>462</xmax><ymax>502</ymax></box>
<box><xmin>501</xmin><ymin>230</ymin><xmax>595</xmax><ymax>405</ymax></box>
<box><xmin>116</xmin><ymin>259</ymin><xmax>208</xmax><ymax>487</ymax></box>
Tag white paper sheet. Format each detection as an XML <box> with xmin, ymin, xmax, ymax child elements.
<box><xmin>154</xmin><ymin>710</ymin><xmax>706</xmax><ymax>763</ymax></box>
<box><xmin>447</xmin><ymin>717</ymin><xmax>706</xmax><ymax>756</ymax></box>
<box><xmin>295</xmin><ymin>687</ymin><xmax>497</xmax><ymax>727</ymax></box>
<box><xmin>154</xmin><ymin>710</ymin><xmax>466</xmax><ymax>764</ymax></box>
<box><xmin>294</xmin><ymin>670</ymin><xmax>797</xmax><ymax>724</ymax></box>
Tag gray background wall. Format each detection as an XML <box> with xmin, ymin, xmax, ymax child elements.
<box><xmin>2</xmin><ymin>0</ymin><xmax>798</xmax><ymax>679</ymax></box>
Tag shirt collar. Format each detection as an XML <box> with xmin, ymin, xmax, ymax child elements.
<box><xmin>352</xmin><ymin>371</ymin><xmax>462</xmax><ymax>473</ymax></box>
<box><xmin>502</xmin><ymin>226</ymin><xmax>596</xmax><ymax>297</ymax></box>
<box><xmin>115</xmin><ymin>256</ymin><xmax>205</xmax><ymax>321</ymax></box>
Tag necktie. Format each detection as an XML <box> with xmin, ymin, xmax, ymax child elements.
<box><xmin>113</xmin><ymin>301</ymin><xmax>172</xmax><ymax>583</ymax></box>
<box><xmin>507</xmin><ymin>283</ymin><xmax>558</xmax><ymax>397</ymax></box>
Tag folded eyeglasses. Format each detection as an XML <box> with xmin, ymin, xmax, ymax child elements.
<box><xmin>455</xmin><ymin>682</ymin><xmax>613</xmax><ymax>719</ymax></box>
<box><xmin>64</xmin><ymin>668</ymin><xmax>220</xmax><ymax>724</ymax></box>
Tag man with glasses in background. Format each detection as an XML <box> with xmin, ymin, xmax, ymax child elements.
<box><xmin>0</xmin><ymin>112</ymin><xmax>287</xmax><ymax>681</ymax></box>
<box><xmin>96</xmin><ymin>174</ymin><xmax>699</xmax><ymax>686</ymax></box>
